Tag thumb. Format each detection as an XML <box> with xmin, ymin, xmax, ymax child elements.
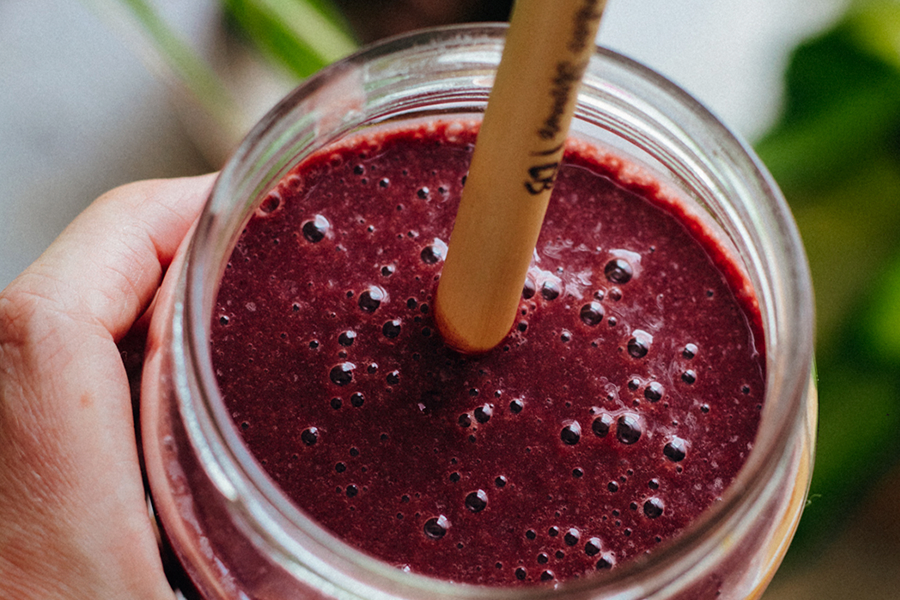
<box><xmin>0</xmin><ymin>174</ymin><xmax>214</xmax><ymax>600</ymax></box>
<box><xmin>19</xmin><ymin>174</ymin><xmax>216</xmax><ymax>340</ymax></box>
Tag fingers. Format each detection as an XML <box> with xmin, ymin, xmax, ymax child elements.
<box><xmin>0</xmin><ymin>174</ymin><xmax>214</xmax><ymax>600</ymax></box>
<box><xmin>11</xmin><ymin>174</ymin><xmax>216</xmax><ymax>341</ymax></box>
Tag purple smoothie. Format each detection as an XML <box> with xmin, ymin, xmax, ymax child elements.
<box><xmin>210</xmin><ymin>120</ymin><xmax>764</xmax><ymax>586</ymax></box>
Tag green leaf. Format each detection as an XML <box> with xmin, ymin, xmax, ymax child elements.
<box><xmin>844</xmin><ymin>0</ymin><xmax>900</xmax><ymax>71</ymax></box>
<box><xmin>755</xmin><ymin>2</ymin><xmax>900</xmax><ymax>194</ymax></box>
<box><xmin>861</xmin><ymin>253</ymin><xmax>900</xmax><ymax>363</ymax></box>
<box><xmin>791</xmin><ymin>361</ymin><xmax>900</xmax><ymax>553</ymax></box>
<box><xmin>790</xmin><ymin>154</ymin><xmax>900</xmax><ymax>349</ymax></box>
<box><xmin>758</xmin><ymin>0</ymin><xmax>900</xmax><ymax>564</ymax></box>
<box><xmin>222</xmin><ymin>0</ymin><xmax>357</xmax><ymax>80</ymax></box>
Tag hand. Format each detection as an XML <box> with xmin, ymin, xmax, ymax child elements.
<box><xmin>0</xmin><ymin>175</ymin><xmax>215</xmax><ymax>600</ymax></box>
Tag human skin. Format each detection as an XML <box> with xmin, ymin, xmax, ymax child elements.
<box><xmin>0</xmin><ymin>174</ymin><xmax>214</xmax><ymax>600</ymax></box>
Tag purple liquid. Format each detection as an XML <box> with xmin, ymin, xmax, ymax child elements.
<box><xmin>210</xmin><ymin>121</ymin><xmax>764</xmax><ymax>586</ymax></box>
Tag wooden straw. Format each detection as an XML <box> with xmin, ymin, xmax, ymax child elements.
<box><xmin>435</xmin><ymin>0</ymin><xmax>607</xmax><ymax>353</ymax></box>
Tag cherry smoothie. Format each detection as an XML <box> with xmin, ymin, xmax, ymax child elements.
<box><xmin>208</xmin><ymin>120</ymin><xmax>764</xmax><ymax>587</ymax></box>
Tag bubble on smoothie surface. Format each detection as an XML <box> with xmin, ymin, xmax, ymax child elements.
<box><xmin>560</xmin><ymin>421</ymin><xmax>582</xmax><ymax>445</ymax></box>
<box><xmin>579</xmin><ymin>302</ymin><xmax>604</xmax><ymax>326</ymax></box>
<box><xmin>592</xmin><ymin>414</ymin><xmax>613</xmax><ymax>437</ymax></box>
<box><xmin>358</xmin><ymin>286</ymin><xmax>385</xmax><ymax>312</ymax></box>
<box><xmin>604</xmin><ymin>258</ymin><xmax>633</xmax><ymax>284</ymax></box>
<box><xmin>300</xmin><ymin>427</ymin><xmax>318</xmax><ymax>446</ymax></box>
<box><xmin>258</xmin><ymin>191</ymin><xmax>282</xmax><ymax>215</ymax></box>
<box><xmin>465</xmin><ymin>490</ymin><xmax>488</xmax><ymax>512</ymax></box>
<box><xmin>541</xmin><ymin>280</ymin><xmax>561</xmax><ymax>301</ymax></box>
<box><xmin>330</xmin><ymin>362</ymin><xmax>355</xmax><ymax>386</ymax></box>
<box><xmin>382</xmin><ymin>319</ymin><xmax>402</xmax><ymax>339</ymax></box>
<box><xmin>664</xmin><ymin>437</ymin><xmax>688</xmax><ymax>462</ymax></box>
<box><xmin>338</xmin><ymin>330</ymin><xmax>357</xmax><ymax>346</ymax></box>
<box><xmin>301</xmin><ymin>214</ymin><xmax>330</xmax><ymax>243</ymax></box>
<box><xmin>424</xmin><ymin>515</ymin><xmax>450</xmax><ymax>539</ymax></box>
<box><xmin>596</xmin><ymin>552</ymin><xmax>616</xmax><ymax>570</ymax></box>
<box><xmin>522</xmin><ymin>277</ymin><xmax>536</xmax><ymax>299</ymax></box>
<box><xmin>584</xmin><ymin>537</ymin><xmax>602</xmax><ymax>556</ymax></box>
<box><xmin>643</xmin><ymin>381</ymin><xmax>664</xmax><ymax>402</ymax></box>
<box><xmin>627</xmin><ymin>330</ymin><xmax>652</xmax><ymax>359</ymax></box>
<box><xmin>420</xmin><ymin>238</ymin><xmax>448</xmax><ymax>264</ymax></box>
<box><xmin>616</xmin><ymin>414</ymin><xmax>642</xmax><ymax>444</ymax></box>
<box><xmin>643</xmin><ymin>497</ymin><xmax>664</xmax><ymax>519</ymax></box>
<box><xmin>474</xmin><ymin>404</ymin><xmax>493</xmax><ymax>423</ymax></box>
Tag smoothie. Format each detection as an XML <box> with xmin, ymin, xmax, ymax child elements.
<box><xmin>209</xmin><ymin>120</ymin><xmax>765</xmax><ymax>586</ymax></box>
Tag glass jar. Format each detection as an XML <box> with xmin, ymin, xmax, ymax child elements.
<box><xmin>141</xmin><ymin>24</ymin><xmax>816</xmax><ymax>600</ymax></box>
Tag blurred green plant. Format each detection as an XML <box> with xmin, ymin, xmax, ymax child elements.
<box><xmin>756</xmin><ymin>0</ymin><xmax>900</xmax><ymax>561</ymax></box>
<box><xmin>83</xmin><ymin>0</ymin><xmax>356</xmax><ymax>152</ymax></box>
<box><xmin>220</xmin><ymin>0</ymin><xmax>355</xmax><ymax>79</ymax></box>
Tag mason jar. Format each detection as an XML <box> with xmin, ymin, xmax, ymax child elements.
<box><xmin>141</xmin><ymin>24</ymin><xmax>816</xmax><ymax>600</ymax></box>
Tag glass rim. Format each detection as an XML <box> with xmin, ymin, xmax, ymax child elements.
<box><xmin>179</xmin><ymin>23</ymin><xmax>815</xmax><ymax>598</ymax></box>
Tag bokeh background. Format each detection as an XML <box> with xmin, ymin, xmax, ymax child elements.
<box><xmin>3</xmin><ymin>0</ymin><xmax>899</xmax><ymax>597</ymax></box>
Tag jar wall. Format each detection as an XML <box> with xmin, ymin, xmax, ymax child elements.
<box><xmin>141</xmin><ymin>25</ymin><xmax>815</xmax><ymax>600</ymax></box>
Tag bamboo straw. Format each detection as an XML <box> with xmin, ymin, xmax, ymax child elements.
<box><xmin>434</xmin><ymin>0</ymin><xmax>607</xmax><ymax>353</ymax></box>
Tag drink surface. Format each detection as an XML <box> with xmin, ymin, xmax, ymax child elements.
<box><xmin>210</xmin><ymin>121</ymin><xmax>765</xmax><ymax>586</ymax></box>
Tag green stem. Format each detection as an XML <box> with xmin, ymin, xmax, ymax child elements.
<box><xmin>252</xmin><ymin>0</ymin><xmax>356</xmax><ymax>63</ymax></box>
<box><xmin>84</xmin><ymin>0</ymin><xmax>240</xmax><ymax>133</ymax></box>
